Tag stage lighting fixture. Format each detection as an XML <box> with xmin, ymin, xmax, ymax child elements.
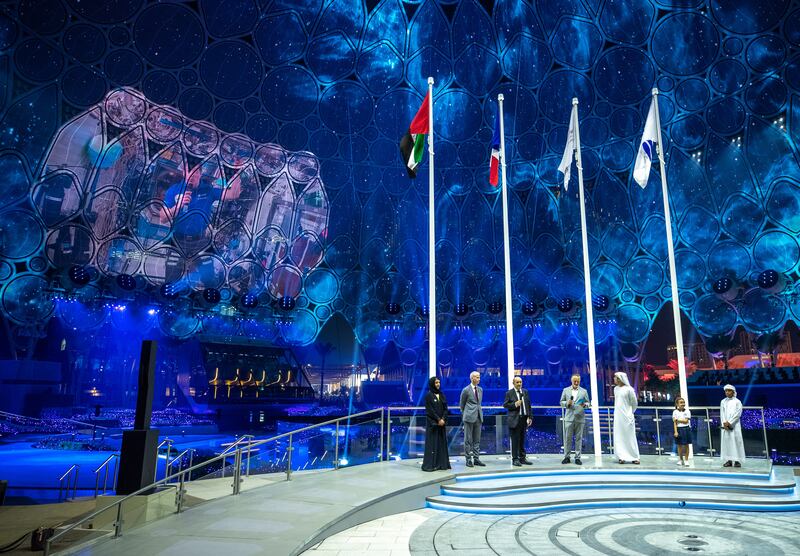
<box><xmin>557</xmin><ymin>298</ymin><xmax>574</xmax><ymax>313</ymax></box>
<box><xmin>68</xmin><ymin>265</ymin><xmax>91</xmax><ymax>286</ymax></box>
<box><xmin>203</xmin><ymin>288</ymin><xmax>221</xmax><ymax>305</ymax></box>
<box><xmin>592</xmin><ymin>295</ymin><xmax>610</xmax><ymax>312</ymax></box>
<box><xmin>521</xmin><ymin>301</ymin><xmax>538</xmax><ymax>316</ymax></box>
<box><xmin>757</xmin><ymin>269</ymin><xmax>779</xmax><ymax>289</ymax></box>
<box><xmin>712</xmin><ymin>277</ymin><xmax>733</xmax><ymax>294</ymax></box>
<box><xmin>241</xmin><ymin>294</ymin><xmax>259</xmax><ymax>309</ymax></box>
<box><xmin>160</xmin><ymin>283</ymin><xmax>180</xmax><ymax>300</ymax></box>
<box><xmin>116</xmin><ymin>273</ymin><xmax>136</xmax><ymax>291</ymax></box>
<box><xmin>279</xmin><ymin>296</ymin><xmax>296</xmax><ymax>311</ymax></box>
<box><xmin>419</xmin><ymin>305</ymin><xmax>430</xmax><ymax>317</ymax></box>
<box><xmin>454</xmin><ymin>303</ymin><xmax>469</xmax><ymax>317</ymax></box>
<box><xmin>488</xmin><ymin>301</ymin><xmax>503</xmax><ymax>314</ymax></box>
<box><xmin>385</xmin><ymin>302</ymin><xmax>401</xmax><ymax>315</ymax></box>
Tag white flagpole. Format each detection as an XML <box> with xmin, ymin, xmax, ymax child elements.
<box><xmin>498</xmin><ymin>94</ymin><xmax>515</xmax><ymax>389</ymax></box>
<box><xmin>427</xmin><ymin>77</ymin><xmax>437</xmax><ymax>378</ymax></box>
<box><xmin>652</xmin><ymin>87</ymin><xmax>689</xmax><ymax>406</ymax></box>
<box><xmin>572</xmin><ymin>98</ymin><xmax>602</xmax><ymax>461</ymax></box>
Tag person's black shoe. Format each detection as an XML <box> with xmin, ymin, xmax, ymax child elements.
<box><xmin>561</xmin><ymin>456</ymin><xmax>571</xmax><ymax>464</ymax></box>
<box><xmin>520</xmin><ymin>459</ymin><xmax>533</xmax><ymax>465</ymax></box>
<box><xmin>723</xmin><ymin>461</ymin><xmax>733</xmax><ymax>467</ymax></box>
<box><xmin>473</xmin><ymin>459</ymin><xmax>486</xmax><ymax>467</ymax></box>
<box><xmin>734</xmin><ymin>461</ymin><xmax>741</xmax><ymax>468</ymax></box>
<box><xmin>466</xmin><ymin>458</ymin><xmax>474</xmax><ymax>467</ymax></box>
<box><xmin>575</xmin><ymin>458</ymin><xmax>582</xmax><ymax>465</ymax></box>
<box><xmin>512</xmin><ymin>459</ymin><xmax>522</xmax><ymax>467</ymax></box>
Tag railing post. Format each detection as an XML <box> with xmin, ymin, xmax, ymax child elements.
<box><xmin>606</xmin><ymin>407</ymin><xmax>613</xmax><ymax>453</ymax></box>
<box><xmin>386</xmin><ymin>408</ymin><xmax>392</xmax><ymax>458</ymax></box>
<box><xmin>286</xmin><ymin>434</ymin><xmax>293</xmax><ymax>481</ymax></box>
<box><xmin>176</xmin><ymin>472</ymin><xmax>185</xmax><ymax>513</ymax></box>
<box><xmin>72</xmin><ymin>466</ymin><xmax>79</xmax><ymax>500</ymax></box>
<box><xmin>379</xmin><ymin>407</ymin><xmax>385</xmax><ymax>461</ymax></box>
<box><xmin>761</xmin><ymin>407</ymin><xmax>769</xmax><ymax>458</ymax></box>
<box><xmin>94</xmin><ymin>470</ymin><xmax>101</xmax><ymax>499</ymax></box>
<box><xmin>246</xmin><ymin>439</ymin><xmax>252</xmax><ymax>477</ymax></box>
<box><xmin>164</xmin><ymin>441</ymin><xmax>172</xmax><ymax>481</ymax></box>
<box><xmin>706</xmin><ymin>408</ymin><xmax>715</xmax><ymax>456</ymax></box>
<box><xmin>334</xmin><ymin>422</ymin><xmax>340</xmax><ymax>470</ymax></box>
<box><xmin>113</xmin><ymin>499</ymin><xmax>123</xmax><ymax>537</ymax></box>
<box><xmin>232</xmin><ymin>448</ymin><xmax>242</xmax><ymax>495</ymax></box>
<box><xmin>654</xmin><ymin>408</ymin><xmax>662</xmax><ymax>455</ymax></box>
<box><xmin>188</xmin><ymin>450</ymin><xmax>194</xmax><ymax>480</ymax></box>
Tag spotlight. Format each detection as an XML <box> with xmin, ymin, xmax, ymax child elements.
<box><xmin>385</xmin><ymin>302</ymin><xmax>401</xmax><ymax>315</ymax></box>
<box><xmin>241</xmin><ymin>294</ymin><xmax>259</xmax><ymax>309</ymax></box>
<box><xmin>279</xmin><ymin>296</ymin><xmax>296</xmax><ymax>311</ymax></box>
<box><xmin>68</xmin><ymin>265</ymin><xmax>91</xmax><ymax>286</ymax></box>
<box><xmin>115</xmin><ymin>273</ymin><xmax>136</xmax><ymax>291</ymax></box>
<box><xmin>147</xmin><ymin>308</ymin><xmax>157</xmax><ymax>316</ymax></box>
<box><xmin>454</xmin><ymin>303</ymin><xmax>469</xmax><ymax>317</ymax></box>
<box><xmin>557</xmin><ymin>298</ymin><xmax>574</xmax><ymax>313</ymax></box>
<box><xmin>419</xmin><ymin>305</ymin><xmax>430</xmax><ymax>317</ymax></box>
<box><xmin>202</xmin><ymin>288</ymin><xmax>221</xmax><ymax>305</ymax></box>
<box><xmin>712</xmin><ymin>277</ymin><xmax>733</xmax><ymax>294</ymax></box>
<box><xmin>592</xmin><ymin>295</ymin><xmax>610</xmax><ymax>312</ymax></box>
<box><xmin>160</xmin><ymin>283</ymin><xmax>180</xmax><ymax>300</ymax></box>
<box><xmin>757</xmin><ymin>269</ymin><xmax>779</xmax><ymax>289</ymax></box>
<box><xmin>521</xmin><ymin>301</ymin><xmax>538</xmax><ymax>316</ymax></box>
<box><xmin>488</xmin><ymin>301</ymin><xmax>503</xmax><ymax>314</ymax></box>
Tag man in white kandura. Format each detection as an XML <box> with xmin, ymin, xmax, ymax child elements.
<box><xmin>613</xmin><ymin>372</ymin><xmax>640</xmax><ymax>464</ymax></box>
<box><xmin>720</xmin><ymin>384</ymin><xmax>745</xmax><ymax>468</ymax></box>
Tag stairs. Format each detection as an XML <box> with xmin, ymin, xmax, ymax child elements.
<box><xmin>427</xmin><ymin>466</ymin><xmax>800</xmax><ymax>514</ymax></box>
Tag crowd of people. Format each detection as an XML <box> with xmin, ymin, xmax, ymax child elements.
<box><xmin>420</xmin><ymin>372</ymin><xmax>747</xmax><ymax>471</ymax></box>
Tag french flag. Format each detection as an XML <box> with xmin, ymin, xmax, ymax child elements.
<box><xmin>489</xmin><ymin>104</ymin><xmax>501</xmax><ymax>187</ymax></box>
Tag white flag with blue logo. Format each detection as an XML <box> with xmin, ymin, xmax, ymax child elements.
<box><xmin>558</xmin><ymin>106</ymin><xmax>576</xmax><ymax>191</ymax></box>
<box><xmin>633</xmin><ymin>98</ymin><xmax>658</xmax><ymax>188</ymax></box>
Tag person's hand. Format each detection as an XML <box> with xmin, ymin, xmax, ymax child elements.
<box><xmin>178</xmin><ymin>191</ymin><xmax>192</xmax><ymax>207</ymax></box>
<box><xmin>515</xmin><ymin>400</ymin><xmax>521</xmax><ymax>407</ymax></box>
<box><xmin>674</xmin><ymin>432</ymin><xmax>679</xmax><ymax>438</ymax></box>
<box><xmin>527</xmin><ymin>417</ymin><xmax>532</xmax><ymax>426</ymax></box>
<box><xmin>723</xmin><ymin>421</ymin><xmax>730</xmax><ymax>429</ymax></box>
<box><xmin>438</xmin><ymin>418</ymin><xmax>445</xmax><ymax>426</ymax></box>
<box><xmin>567</xmin><ymin>399</ymin><xmax>573</xmax><ymax>408</ymax></box>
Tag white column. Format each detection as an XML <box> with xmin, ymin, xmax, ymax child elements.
<box><xmin>427</xmin><ymin>77</ymin><xmax>437</xmax><ymax>378</ymax></box>
<box><xmin>498</xmin><ymin>94</ymin><xmax>516</xmax><ymax>389</ymax></box>
<box><xmin>571</xmin><ymin>98</ymin><xmax>602</xmax><ymax>461</ymax></box>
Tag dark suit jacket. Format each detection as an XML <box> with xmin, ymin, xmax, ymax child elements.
<box><xmin>503</xmin><ymin>387</ymin><xmax>532</xmax><ymax>429</ymax></box>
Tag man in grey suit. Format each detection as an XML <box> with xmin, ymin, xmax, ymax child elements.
<box><xmin>459</xmin><ymin>371</ymin><xmax>484</xmax><ymax>467</ymax></box>
<box><xmin>560</xmin><ymin>374</ymin><xmax>590</xmax><ymax>465</ymax></box>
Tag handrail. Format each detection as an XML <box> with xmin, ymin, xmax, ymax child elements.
<box><xmin>58</xmin><ymin>464</ymin><xmax>79</xmax><ymax>502</ymax></box>
<box><xmin>59</xmin><ymin>464</ymin><xmax>79</xmax><ymax>482</ymax></box>
<box><xmin>94</xmin><ymin>454</ymin><xmax>119</xmax><ymax>498</ymax></box>
<box><xmin>44</xmin><ymin>407</ymin><xmax>384</xmax><ymax>555</ymax></box>
<box><xmin>219</xmin><ymin>434</ymin><xmax>254</xmax><ymax>456</ymax></box>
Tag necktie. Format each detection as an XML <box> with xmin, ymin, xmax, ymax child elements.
<box><xmin>517</xmin><ymin>390</ymin><xmax>525</xmax><ymax>415</ymax></box>
<box><xmin>474</xmin><ymin>386</ymin><xmax>478</xmax><ymax>400</ymax></box>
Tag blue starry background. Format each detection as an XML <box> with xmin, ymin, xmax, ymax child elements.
<box><xmin>0</xmin><ymin>0</ymin><xmax>799</xmax><ymax>379</ymax></box>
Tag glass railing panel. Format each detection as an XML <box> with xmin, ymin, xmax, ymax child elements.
<box><xmin>707</xmin><ymin>407</ymin><xmax>767</xmax><ymax>460</ymax></box>
<box><xmin>656</xmin><ymin>407</ymin><xmax>713</xmax><ymax>457</ymax></box>
<box><xmin>335</xmin><ymin>414</ymin><xmax>383</xmax><ymax>468</ymax></box>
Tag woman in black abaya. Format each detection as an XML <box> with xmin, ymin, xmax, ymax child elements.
<box><xmin>421</xmin><ymin>376</ymin><xmax>451</xmax><ymax>471</ymax></box>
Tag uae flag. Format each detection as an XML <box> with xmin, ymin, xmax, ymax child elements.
<box><xmin>399</xmin><ymin>92</ymin><xmax>430</xmax><ymax>178</ymax></box>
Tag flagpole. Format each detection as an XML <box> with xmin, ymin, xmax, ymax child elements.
<box><xmin>427</xmin><ymin>77</ymin><xmax>437</xmax><ymax>378</ymax></box>
<box><xmin>498</xmin><ymin>94</ymin><xmax>515</xmax><ymax>389</ymax></box>
<box><xmin>572</xmin><ymin>98</ymin><xmax>602</xmax><ymax>461</ymax></box>
<box><xmin>651</xmin><ymin>87</ymin><xmax>689</xmax><ymax>406</ymax></box>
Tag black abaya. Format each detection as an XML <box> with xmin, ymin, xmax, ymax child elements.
<box><xmin>421</xmin><ymin>390</ymin><xmax>451</xmax><ymax>471</ymax></box>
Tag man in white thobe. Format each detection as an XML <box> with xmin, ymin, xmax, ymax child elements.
<box><xmin>720</xmin><ymin>384</ymin><xmax>745</xmax><ymax>467</ymax></box>
<box><xmin>613</xmin><ymin>372</ymin><xmax>640</xmax><ymax>464</ymax></box>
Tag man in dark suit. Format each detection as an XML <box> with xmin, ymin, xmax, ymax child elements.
<box><xmin>504</xmin><ymin>376</ymin><xmax>533</xmax><ymax>466</ymax></box>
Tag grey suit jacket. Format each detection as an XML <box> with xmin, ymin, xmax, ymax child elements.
<box><xmin>459</xmin><ymin>384</ymin><xmax>483</xmax><ymax>423</ymax></box>
<box><xmin>560</xmin><ymin>386</ymin><xmax>590</xmax><ymax>423</ymax></box>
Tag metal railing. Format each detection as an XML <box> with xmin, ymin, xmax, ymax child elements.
<box><xmin>165</xmin><ymin>449</ymin><xmax>195</xmax><ymax>481</ymax></box>
<box><xmin>43</xmin><ymin>408</ymin><xmax>383</xmax><ymax>555</ymax></box>
<box><xmin>43</xmin><ymin>404</ymin><xmax>765</xmax><ymax>555</ymax></box>
<box><xmin>94</xmin><ymin>454</ymin><xmax>119</xmax><ymax>498</ymax></box>
<box><xmin>57</xmin><ymin>464</ymin><xmax>79</xmax><ymax>502</ymax></box>
<box><xmin>156</xmin><ymin>438</ymin><xmax>173</xmax><ymax>480</ymax></box>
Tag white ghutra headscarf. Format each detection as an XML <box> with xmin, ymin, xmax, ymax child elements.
<box><xmin>614</xmin><ymin>372</ymin><xmax>631</xmax><ymax>387</ymax></box>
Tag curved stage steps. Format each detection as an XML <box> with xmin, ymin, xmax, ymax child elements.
<box><xmin>427</xmin><ymin>466</ymin><xmax>800</xmax><ymax>514</ymax></box>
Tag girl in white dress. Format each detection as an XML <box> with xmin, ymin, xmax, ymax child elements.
<box><xmin>613</xmin><ymin>372</ymin><xmax>640</xmax><ymax>464</ymax></box>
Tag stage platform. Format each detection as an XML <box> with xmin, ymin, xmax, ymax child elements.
<box><xmin>64</xmin><ymin>455</ymin><xmax>795</xmax><ymax>556</ymax></box>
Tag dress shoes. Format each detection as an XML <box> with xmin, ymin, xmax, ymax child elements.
<box><xmin>512</xmin><ymin>460</ymin><xmax>522</xmax><ymax>467</ymax></box>
<box><xmin>520</xmin><ymin>459</ymin><xmax>533</xmax><ymax>465</ymax></box>
<box><xmin>561</xmin><ymin>456</ymin><xmax>570</xmax><ymax>464</ymax></box>
<box><xmin>465</xmin><ymin>459</ymin><xmax>474</xmax><ymax>467</ymax></box>
<box><xmin>734</xmin><ymin>461</ymin><xmax>741</xmax><ymax>468</ymax></box>
<box><xmin>723</xmin><ymin>461</ymin><xmax>733</xmax><ymax>467</ymax></box>
<box><xmin>473</xmin><ymin>459</ymin><xmax>486</xmax><ymax>467</ymax></box>
<box><xmin>574</xmin><ymin>458</ymin><xmax>582</xmax><ymax>465</ymax></box>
